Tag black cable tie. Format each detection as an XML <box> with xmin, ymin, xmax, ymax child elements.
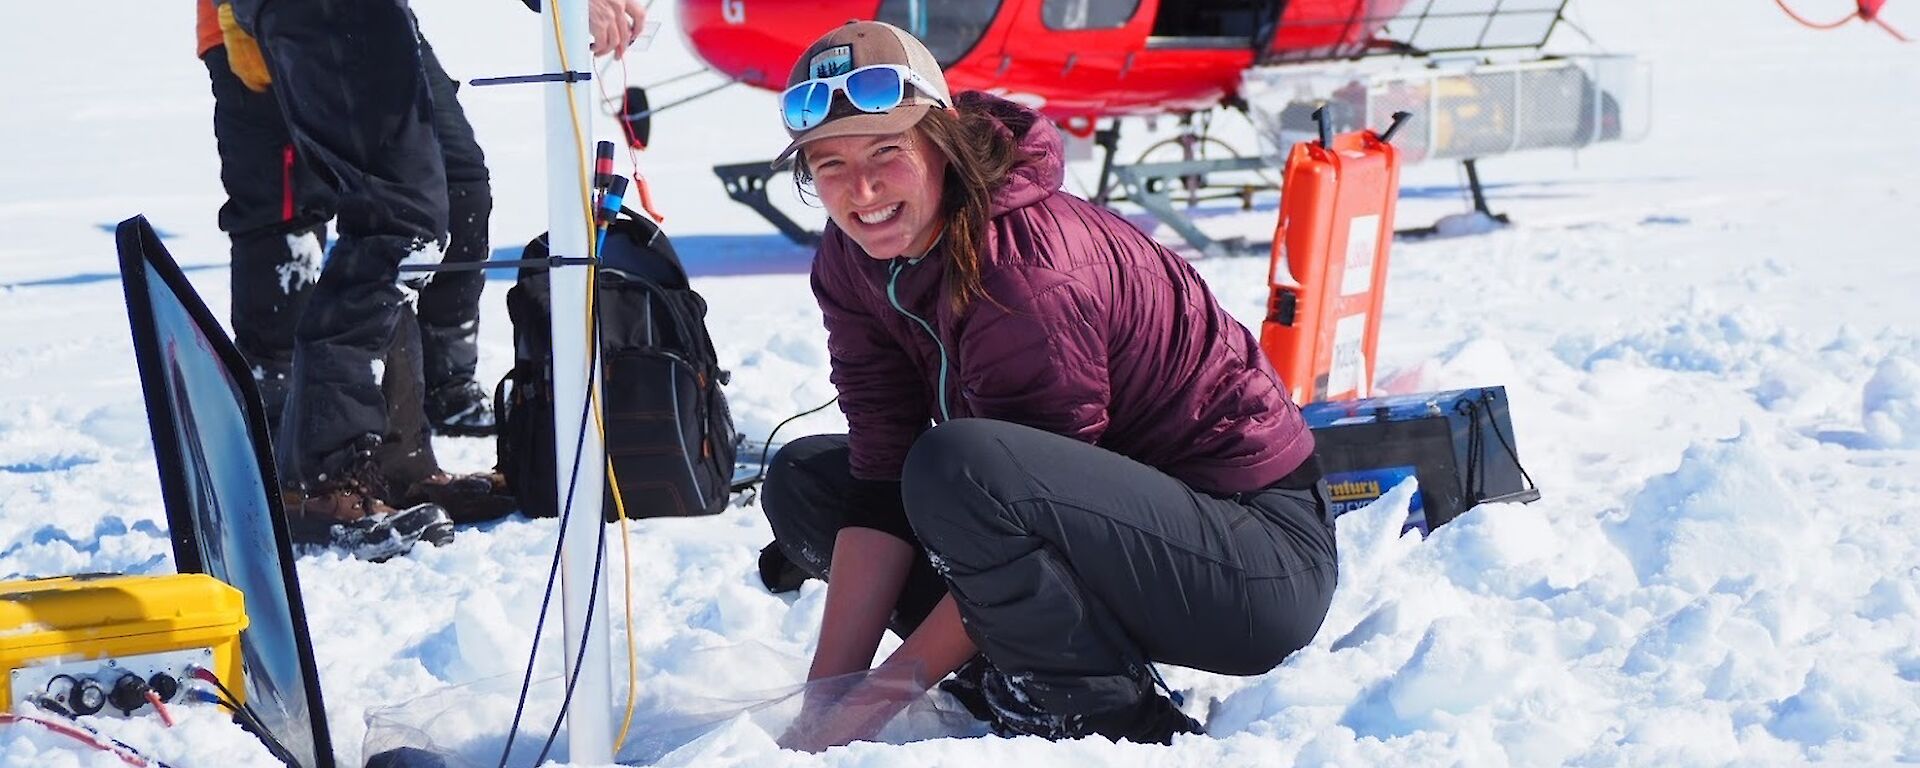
<box><xmin>470</xmin><ymin>71</ymin><xmax>593</xmax><ymax>87</ymax></box>
<box><xmin>397</xmin><ymin>256</ymin><xmax>598</xmax><ymax>273</ymax></box>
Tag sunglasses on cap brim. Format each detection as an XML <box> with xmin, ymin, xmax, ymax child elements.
<box><xmin>781</xmin><ymin>64</ymin><xmax>948</xmax><ymax>132</ymax></box>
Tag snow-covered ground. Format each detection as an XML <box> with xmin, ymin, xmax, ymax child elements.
<box><xmin>4</xmin><ymin>1</ymin><xmax>1920</xmax><ymax>766</ymax></box>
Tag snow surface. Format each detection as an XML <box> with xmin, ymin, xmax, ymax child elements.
<box><xmin>4</xmin><ymin>1</ymin><xmax>1920</xmax><ymax>766</ymax></box>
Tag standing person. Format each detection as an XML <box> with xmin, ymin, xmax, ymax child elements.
<box><xmin>758</xmin><ymin>21</ymin><xmax>1339</xmax><ymax>750</ymax></box>
<box><xmin>196</xmin><ymin>0</ymin><xmax>333</xmax><ymax>425</ymax></box>
<box><xmin>212</xmin><ymin>0</ymin><xmax>648</xmax><ymax>547</ymax></box>
<box><xmin>199</xmin><ymin>0</ymin><xmax>499</xmax><ymax>438</ymax></box>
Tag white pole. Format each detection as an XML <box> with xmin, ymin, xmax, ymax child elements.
<box><xmin>540</xmin><ymin>0</ymin><xmax>615</xmax><ymax>762</ymax></box>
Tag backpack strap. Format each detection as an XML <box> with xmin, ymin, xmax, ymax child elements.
<box><xmin>602</xmin><ymin>208</ymin><xmax>691</xmax><ymax>288</ymax></box>
<box><xmin>610</xmin><ymin>270</ymin><xmax>722</xmax><ymax>373</ymax></box>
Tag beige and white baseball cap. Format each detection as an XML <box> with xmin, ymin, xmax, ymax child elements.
<box><xmin>772</xmin><ymin>20</ymin><xmax>951</xmax><ymax>169</ymax></box>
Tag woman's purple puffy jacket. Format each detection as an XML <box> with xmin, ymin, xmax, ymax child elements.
<box><xmin>809</xmin><ymin>92</ymin><xmax>1313</xmax><ymax>495</ymax></box>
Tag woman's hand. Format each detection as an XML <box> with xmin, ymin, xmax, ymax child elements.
<box><xmin>777</xmin><ymin>664</ymin><xmax>926</xmax><ymax>752</ymax></box>
<box><xmin>775</xmin><ymin>683</ymin><xmax>845</xmax><ymax>753</ymax></box>
<box><xmin>782</xmin><ymin>595</ymin><xmax>979</xmax><ymax>751</ymax></box>
<box><xmin>587</xmin><ymin>0</ymin><xmax>647</xmax><ymax>58</ymax></box>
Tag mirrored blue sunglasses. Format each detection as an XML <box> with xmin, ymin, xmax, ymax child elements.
<box><xmin>781</xmin><ymin>64</ymin><xmax>947</xmax><ymax>132</ymax></box>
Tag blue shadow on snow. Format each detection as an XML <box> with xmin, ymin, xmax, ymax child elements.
<box><xmin>485</xmin><ymin>233</ymin><xmax>813</xmax><ymax>281</ymax></box>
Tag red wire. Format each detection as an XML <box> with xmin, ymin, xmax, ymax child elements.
<box><xmin>1772</xmin><ymin>0</ymin><xmax>1910</xmax><ymax>40</ymax></box>
<box><xmin>144</xmin><ymin>691</ymin><xmax>176</xmax><ymax>728</ymax></box>
<box><xmin>618</xmin><ymin>60</ymin><xmax>667</xmax><ymax>223</ymax></box>
<box><xmin>1773</xmin><ymin>0</ymin><xmax>1858</xmax><ymax>28</ymax></box>
<box><xmin>0</xmin><ymin>713</ymin><xmax>151</xmax><ymax>767</ymax></box>
<box><xmin>1873</xmin><ymin>15</ymin><xmax>1913</xmax><ymax>40</ymax></box>
<box><xmin>595</xmin><ymin>56</ymin><xmax>666</xmax><ymax>223</ymax></box>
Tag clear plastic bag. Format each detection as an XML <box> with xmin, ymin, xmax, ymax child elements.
<box><xmin>360</xmin><ymin>643</ymin><xmax>982</xmax><ymax>767</ymax></box>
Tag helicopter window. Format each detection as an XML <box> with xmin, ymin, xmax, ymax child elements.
<box><xmin>1152</xmin><ymin>0</ymin><xmax>1268</xmax><ymax>39</ymax></box>
<box><xmin>877</xmin><ymin>0</ymin><xmax>1003</xmax><ymax>67</ymax></box>
<box><xmin>1043</xmin><ymin>0</ymin><xmax>1140</xmax><ymax>30</ymax></box>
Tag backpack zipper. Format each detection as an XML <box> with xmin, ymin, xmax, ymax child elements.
<box><xmin>887</xmin><ymin>258</ymin><xmax>952</xmax><ymax>421</ymax></box>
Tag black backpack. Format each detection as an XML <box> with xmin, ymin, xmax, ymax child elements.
<box><xmin>496</xmin><ymin>211</ymin><xmax>737</xmax><ymax>519</ymax></box>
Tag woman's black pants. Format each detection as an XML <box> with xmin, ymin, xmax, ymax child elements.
<box><xmin>761</xmin><ymin>419</ymin><xmax>1339</xmax><ymax>717</ymax></box>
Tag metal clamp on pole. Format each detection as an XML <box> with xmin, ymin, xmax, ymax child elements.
<box><xmin>469</xmin><ymin>71</ymin><xmax>593</xmax><ymax>87</ymax></box>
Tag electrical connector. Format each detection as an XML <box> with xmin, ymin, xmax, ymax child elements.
<box><xmin>109</xmin><ymin>674</ymin><xmax>152</xmax><ymax>715</ymax></box>
<box><xmin>146</xmin><ymin>673</ymin><xmax>180</xmax><ymax>703</ymax></box>
<box><xmin>70</xmin><ymin>680</ymin><xmax>107</xmax><ymax>717</ymax></box>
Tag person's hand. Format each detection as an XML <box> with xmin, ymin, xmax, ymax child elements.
<box><xmin>588</xmin><ymin>0</ymin><xmax>648</xmax><ymax>59</ymax></box>
<box><xmin>776</xmin><ymin>683</ymin><xmax>905</xmax><ymax>752</ymax></box>
<box><xmin>775</xmin><ymin>665</ymin><xmax>925</xmax><ymax>753</ymax></box>
<box><xmin>775</xmin><ymin>698</ymin><xmax>841</xmax><ymax>753</ymax></box>
<box><xmin>215</xmin><ymin>3</ymin><xmax>272</xmax><ymax>92</ymax></box>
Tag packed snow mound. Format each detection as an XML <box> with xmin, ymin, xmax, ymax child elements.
<box><xmin>1381</xmin><ymin>337</ymin><xmax>1520</xmax><ymax>395</ymax></box>
<box><xmin>1569</xmin><ymin>306</ymin><xmax>1787</xmax><ymax>375</ymax></box>
<box><xmin>1427</xmin><ymin>211</ymin><xmax>1504</xmax><ymax>239</ymax></box>
<box><xmin>1862</xmin><ymin>355</ymin><xmax>1920</xmax><ymax>449</ymax></box>
<box><xmin>1608</xmin><ymin>428</ymin><xmax>1804</xmax><ymax>593</ymax></box>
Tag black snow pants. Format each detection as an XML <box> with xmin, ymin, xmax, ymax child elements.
<box><xmin>412</xmin><ymin>35</ymin><xmax>492</xmax><ymax>398</ymax></box>
<box><xmin>203</xmin><ymin>44</ymin><xmax>334</xmax><ymax>421</ymax></box>
<box><xmin>227</xmin><ymin>0</ymin><xmax>461</xmax><ymax>486</ymax></box>
<box><xmin>203</xmin><ymin>25</ymin><xmax>491</xmax><ymax>437</ymax></box>
<box><xmin>762</xmin><ymin>419</ymin><xmax>1340</xmax><ymax>719</ymax></box>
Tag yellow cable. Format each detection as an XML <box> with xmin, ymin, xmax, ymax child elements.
<box><xmin>546</xmin><ymin>2</ymin><xmax>645</xmax><ymax>753</ymax></box>
<box><xmin>606</xmin><ymin>456</ymin><xmax>641</xmax><ymax>749</ymax></box>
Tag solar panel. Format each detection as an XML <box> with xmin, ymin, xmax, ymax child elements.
<box><xmin>116</xmin><ymin>215</ymin><xmax>336</xmax><ymax>768</ymax></box>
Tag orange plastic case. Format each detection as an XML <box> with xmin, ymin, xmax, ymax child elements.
<box><xmin>1260</xmin><ymin>127</ymin><xmax>1403</xmax><ymax>404</ymax></box>
<box><xmin>0</xmin><ymin>573</ymin><xmax>248</xmax><ymax>709</ymax></box>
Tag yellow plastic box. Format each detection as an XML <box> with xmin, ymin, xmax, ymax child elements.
<box><xmin>0</xmin><ymin>573</ymin><xmax>248</xmax><ymax>711</ymax></box>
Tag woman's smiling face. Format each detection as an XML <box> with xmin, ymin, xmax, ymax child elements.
<box><xmin>805</xmin><ymin>129</ymin><xmax>948</xmax><ymax>260</ymax></box>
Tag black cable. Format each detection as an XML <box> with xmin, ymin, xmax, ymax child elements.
<box><xmin>532</xmin><ymin>480</ymin><xmax>611</xmax><ymax>765</ymax></box>
<box><xmin>1462</xmin><ymin>398</ymin><xmax>1485</xmax><ymax>501</ymax></box>
<box><xmin>194</xmin><ymin>671</ymin><xmax>301</xmax><ymax>768</ymax></box>
<box><xmin>15</xmin><ymin>701</ymin><xmax>181</xmax><ymax>768</ymax></box>
<box><xmin>197</xmin><ymin>675</ymin><xmax>289</xmax><ymax>761</ymax></box>
<box><xmin>531</xmin><ymin>264</ymin><xmax>619</xmax><ymax>764</ymax></box>
<box><xmin>495</xmin><ymin>388</ymin><xmax>589</xmax><ymax>768</ymax></box>
<box><xmin>1480</xmin><ymin>391</ymin><xmax>1538</xmax><ymax>492</ymax></box>
<box><xmin>498</xmin><ymin>264</ymin><xmax>605</xmax><ymax>768</ymax></box>
<box><xmin>497</xmin><ymin>374</ymin><xmax>595</xmax><ymax>767</ymax></box>
<box><xmin>748</xmin><ymin>395</ymin><xmax>840</xmax><ymax>487</ymax></box>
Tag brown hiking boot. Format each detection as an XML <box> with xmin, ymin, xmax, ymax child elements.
<box><xmin>279</xmin><ymin>485</ymin><xmax>455</xmax><ymax>562</ymax></box>
<box><xmin>401</xmin><ymin>470</ymin><xmax>517</xmax><ymax>523</ymax></box>
<box><xmin>282</xmin><ymin>435</ymin><xmax>397</xmax><ymax>524</ymax></box>
<box><xmin>281</xmin><ymin>485</ymin><xmax>396</xmax><ymax>526</ymax></box>
<box><xmin>280</xmin><ymin>435</ymin><xmax>457</xmax><ymax>560</ymax></box>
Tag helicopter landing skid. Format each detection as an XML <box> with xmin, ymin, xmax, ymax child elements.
<box><xmin>1106</xmin><ymin>156</ymin><xmax>1279</xmax><ymax>259</ymax></box>
<box><xmin>712</xmin><ymin>162</ymin><xmax>822</xmax><ymax>248</ymax></box>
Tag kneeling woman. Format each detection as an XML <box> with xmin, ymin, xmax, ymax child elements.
<box><xmin>761</xmin><ymin>21</ymin><xmax>1338</xmax><ymax>749</ymax></box>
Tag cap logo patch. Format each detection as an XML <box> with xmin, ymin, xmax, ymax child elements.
<box><xmin>810</xmin><ymin>45</ymin><xmax>854</xmax><ymax>78</ymax></box>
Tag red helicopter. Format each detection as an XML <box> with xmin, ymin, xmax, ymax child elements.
<box><xmin>678</xmin><ymin>0</ymin><xmax>1490</xmax><ymax>129</ymax></box>
<box><xmin>656</xmin><ymin>0</ymin><xmax>1626</xmax><ymax>252</ymax></box>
